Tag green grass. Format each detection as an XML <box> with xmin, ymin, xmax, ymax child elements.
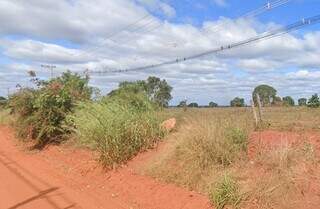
<box><xmin>0</xmin><ymin>108</ymin><xmax>12</xmax><ymax>125</ymax></box>
<box><xmin>69</xmin><ymin>100</ymin><xmax>163</xmax><ymax>168</ymax></box>
<box><xmin>209</xmin><ymin>174</ymin><xmax>241</xmax><ymax>209</ymax></box>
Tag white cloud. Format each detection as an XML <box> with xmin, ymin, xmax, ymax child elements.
<box><xmin>0</xmin><ymin>0</ymin><xmax>319</xmax><ymax>105</ymax></box>
<box><xmin>212</xmin><ymin>0</ymin><xmax>228</xmax><ymax>7</ymax></box>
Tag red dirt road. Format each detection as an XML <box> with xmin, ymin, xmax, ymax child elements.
<box><xmin>0</xmin><ymin>126</ymin><xmax>212</xmax><ymax>209</ymax></box>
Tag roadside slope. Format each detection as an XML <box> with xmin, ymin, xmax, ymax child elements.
<box><xmin>0</xmin><ymin>126</ymin><xmax>212</xmax><ymax>209</ymax></box>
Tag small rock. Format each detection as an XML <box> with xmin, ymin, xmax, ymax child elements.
<box><xmin>161</xmin><ymin>118</ymin><xmax>176</xmax><ymax>132</ymax></box>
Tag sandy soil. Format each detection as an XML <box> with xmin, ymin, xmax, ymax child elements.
<box><xmin>0</xmin><ymin>126</ymin><xmax>212</xmax><ymax>209</ymax></box>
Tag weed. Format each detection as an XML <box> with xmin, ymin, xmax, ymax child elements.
<box><xmin>209</xmin><ymin>174</ymin><xmax>241</xmax><ymax>209</ymax></box>
<box><xmin>69</xmin><ymin>92</ymin><xmax>163</xmax><ymax>168</ymax></box>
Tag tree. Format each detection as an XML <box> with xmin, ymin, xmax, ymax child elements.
<box><xmin>209</xmin><ymin>102</ymin><xmax>218</xmax><ymax>107</ymax></box>
<box><xmin>177</xmin><ymin>100</ymin><xmax>187</xmax><ymax>107</ymax></box>
<box><xmin>272</xmin><ymin>96</ymin><xmax>283</xmax><ymax>106</ymax></box>
<box><xmin>230</xmin><ymin>97</ymin><xmax>245</xmax><ymax>107</ymax></box>
<box><xmin>188</xmin><ymin>102</ymin><xmax>198</xmax><ymax>108</ymax></box>
<box><xmin>0</xmin><ymin>96</ymin><xmax>7</xmax><ymax>106</ymax></box>
<box><xmin>298</xmin><ymin>98</ymin><xmax>307</xmax><ymax>106</ymax></box>
<box><xmin>307</xmin><ymin>94</ymin><xmax>320</xmax><ymax>108</ymax></box>
<box><xmin>253</xmin><ymin>85</ymin><xmax>277</xmax><ymax>106</ymax></box>
<box><xmin>113</xmin><ymin>76</ymin><xmax>173</xmax><ymax>107</ymax></box>
<box><xmin>282</xmin><ymin>96</ymin><xmax>295</xmax><ymax>106</ymax></box>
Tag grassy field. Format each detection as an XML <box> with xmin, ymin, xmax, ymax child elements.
<box><xmin>143</xmin><ymin>107</ymin><xmax>320</xmax><ymax>209</ymax></box>
<box><xmin>1</xmin><ymin>106</ymin><xmax>320</xmax><ymax>208</ymax></box>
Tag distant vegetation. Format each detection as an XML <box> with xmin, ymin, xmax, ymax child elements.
<box><xmin>230</xmin><ymin>97</ymin><xmax>245</xmax><ymax>107</ymax></box>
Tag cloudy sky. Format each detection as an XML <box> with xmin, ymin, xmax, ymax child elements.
<box><xmin>0</xmin><ymin>0</ymin><xmax>320</xmax><ymax>105</ymax></box>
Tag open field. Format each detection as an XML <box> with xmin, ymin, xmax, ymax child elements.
<box><xmin>140</xmin><ymin>107</ymin><xmax>320</xmax><ymax>209</ymax></box>
<box><xmin>1</xmin><ymin>106</ymin><xmax>320</xmax><ymax>209</ymax></box>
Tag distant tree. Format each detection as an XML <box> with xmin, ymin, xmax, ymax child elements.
<box><xmin>307</xmin><ymin>94</ymin><xmax>320</xmax><ymax>108</ymax></box>
<box><xmin>253</xmin><ymin>85</ymin><xmax>277</xmax><ymax>106</ymax></box>
<box><xmin>282</xmin><ymin>96</ymin><xmax>295</xmax><ymax>106</ymax></box>
<box><xmin>209</xmin><ymin>102</ymin><xmax>218</xmax><ymax>107</ymax></box>
<box><xmin>188</xmin><ymin>102</ymin><xmax>199</xmax><ymax>108</ymax></box>
<box><xmin>112</xmin><ymin>76</ymin><xmax>173</xmax><ymax>107</ymax></box>
<box><xmin>145</xmin><ymin>76</ymin><xmax>172</xmax><ymax>107</ymax></box>
<box><xmin>298</xmin><ymin>98</ymin><xmax>307</xmax><ymax>106</ymax></box>
<box><xmin>230</xmin><ymin>97</ymin><xmax>245</xmax><ymax>107</ymax></box>
<box><xmin>0</xmin><ymin>96</ymin><xmax>6</xmax><ymax>106</ymax></box>
<box><xmin>177</xmin><ymin>100</ymin><xmax>187</xmax><ymax>107</ymax></box>
<box><xmin>272</xmin><ymin>96</ymin><xmax>283</xmax><ymax>106</ymax></box>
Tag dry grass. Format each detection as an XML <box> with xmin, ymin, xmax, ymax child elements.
<box><xmin>145</xmin><ymin>108</ymin><xmax>253</xmax><ymax>192</ymax></box>
<box><xmin>240</xmin><ymin>141</ymin><xmax>320</xmax><ymax>209</ymax></box>
<box><xmin>142</xmin><ymin>107</ymin><xmax>320</xmax><ymax>209</ymax></box>
<box><xmin>262</xmin><ymin>106</ymin><xmax>320</xmax><ymax>131</ymax></box>
<box><xmin>0</xmin><ymin>108</ymin><xmax>13</xmax><ymax>125</ymax></box>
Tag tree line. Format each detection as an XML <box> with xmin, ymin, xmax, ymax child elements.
<box><xmin>176</xmin><ymin>84</ymin><xmax>320</xmax><ymax>108</ymax></box>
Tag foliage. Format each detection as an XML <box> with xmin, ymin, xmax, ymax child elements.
<box><xmin>106</xmin><ymin>83</ymin><xmax>157</xmax><ymax>112</ymax></box>
<box><xmin>307</xmin><ymin>94</ymin><xmax>320</xmax><ymax>108</ymax></box>
<box><xmin>111</xmin><ymin>76</ymin><xmax>173</xmax><ymax>107</ymax></box>
<box><xmin>69</xmin><ymin>92</ymin><xmax>163</xmax><ymax>168</ymax></box>
<box><xmin>209</xmin><ymin>174</ymin><xmax>241</xmax><ymax>209</ymax></box>
<box><xmin>0</xmin><ymin>96</ymin><xmax>7</xmax><ymax>107</ymax></box>
<box><xmin>272</xmin><ymin>96</ymin><xmax>283</xmax><ymax>106</ymax></box>
<box><xmin>253</xmin><ymin>85</ymin><xmax>277</xmax><ymax>106</ymax></box>
<box><xmin>188</xmin><ymin>102</ymin><xmax>199</xmax><ymax>108</ymax></box>
<box><xmin>177</xmin><ymin>100</ymin><xmax>187</xmax><ymax>107</ymax></box>
<box><xmin>230</xmin><ymin>97</ymin><xmax>245</xmax><ymax>107</ymax></box>
<box><xmin>298</xmin><ymin>98</ymin><xmax>307</xmax><ymax>106</ymax></box>
<box><xmin>282</xmin><ymin>96</ymin><xmax>295</xmax><ymax>106</ymax></box>
<box><xmin>8</xmin><ymin>71</ymin><xmax>92</xmax><ymax>147</ymax></box>
<box><xmin>209</xmin><ymin>102</ymin><xmax>218</xmax><ymax>107</ymax></box>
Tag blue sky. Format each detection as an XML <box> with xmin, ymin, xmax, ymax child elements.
<box><xmin>0</xmin><ymin>0</ymin><xmax>320</xmax><ymax>105</ymax></box>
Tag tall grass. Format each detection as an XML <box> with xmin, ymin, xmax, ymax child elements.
<box><xmin>146</xmin><ymin>108</ymin><xmax>253</xmax><ymax>191</ymax></box>
<box><xmin>69</xmin><ymin>96</ymin><xmax>163</xmax><ymax>168</ymax></box>
<box><xmin>0</xmin><ymin>108</ymin><xmax>12</xmax><ymax>125</ymax></box>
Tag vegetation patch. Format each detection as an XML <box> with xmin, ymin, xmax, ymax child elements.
<box><xmin>8</xmin><ymin>72</ymin><xmax>92</xmax><ymax>148</ymax></box>
<box><xmin>209</xmin><ymin>174</ymin><xmax>241</xmax><ymax>209</ymax></box>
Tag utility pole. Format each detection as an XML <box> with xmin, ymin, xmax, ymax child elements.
<box><xmin>41</xmin><ymin>64</ymin><xmax>56</xmax><ymax>79</ymax></box>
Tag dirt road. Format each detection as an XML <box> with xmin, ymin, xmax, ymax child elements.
<box><xmin>0</xmin><ymin>126</ymin><xmax>212</xmax><ymax>209</ymax></box>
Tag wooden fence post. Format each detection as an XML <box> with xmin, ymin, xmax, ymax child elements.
<box><xmin>256</xmin><ymin>93</ymin><xmax>263</xmax><ymax>123</ymax></box>
<box><xmin>251</xmin><ymin>100</ymin><xmax>258</xmax><ymax>128</ymax></box>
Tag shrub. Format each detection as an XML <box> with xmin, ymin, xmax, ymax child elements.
<box><xmin>282</xmin><ymin>96</ymin><xmax>295</xmax><ymax>106</ymax></box>
<box><xmin>226</xmin><ymin>127</ymin><xmax>248</xmax><ymax>152</ymax></box>
<box><xmin>69</xmin><ymin>92</ymin><xmax>163</xmax><ymax>168</ymax></box>
<box><xmin>209</xmin><ymin>174</ymin><xmax>241</xmax><ymax>209</ymax></box>
<box><xmin>8</xmin><ymin>72</ymin><xmax>92</xmax><ymax>147</ymax></box>
<box><xmin>307</xmin><ymin>94</ymin><xmax>320</xmax><ymax>108</ymax></box>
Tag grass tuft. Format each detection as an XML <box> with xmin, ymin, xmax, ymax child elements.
<box><xmin>209</xmin><ymin>174</ymin><xmax>241</xmax><ymax>209</ymax></box>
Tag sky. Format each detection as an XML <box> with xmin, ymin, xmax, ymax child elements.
<box><xmin>0</xmin><ymin>0</ymin><xmax>320</xmax><ymax>105</ymax></box>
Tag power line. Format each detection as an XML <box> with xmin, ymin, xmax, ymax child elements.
<box><xmin>181</xmin><ymin>0</ymin><xmax>292</xmax><ymax>46</ymax></box>
<box><xmin>77</xmin><ymin>0</ymin><xmax>291</xmax><ymax>61</ymax></box>
<box><xmin>90</xmin><ymin>14</ymin><xmax>320</xmax><ymax>74</ymax></box>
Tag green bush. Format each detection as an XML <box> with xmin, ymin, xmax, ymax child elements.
<box><xmin>209</xmin><ymin>174</ymin><xmax>241</xmax><ymax>209</ymax></box>
<box><xmin>69</xmin><ymin>92</ymin><xmax>163</xmax><ymax>168</ymax></box>
<box><xmin>8</xmin><ymin>72</ymin><xmax>92</xmax><ymax>147</ymax></box>
<box><xmin>226</xmin><ymin>128</ymin><xmax>248</xmax><ymax>152</ymax></box>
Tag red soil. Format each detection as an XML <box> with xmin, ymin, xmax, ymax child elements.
<box><xmin>247</xmin><ymin>130</ymin><xmax>320</xmax><ymax>209</ymax></box>
<box><xmin>0</xmin><ymin>126</ymin><xmax>212</xmax><ymax>209</ymax></box>
<box><xmin>248</xmin><ymin>130</ymin><xmax>320</xmax><ymax>159</ymax></box>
